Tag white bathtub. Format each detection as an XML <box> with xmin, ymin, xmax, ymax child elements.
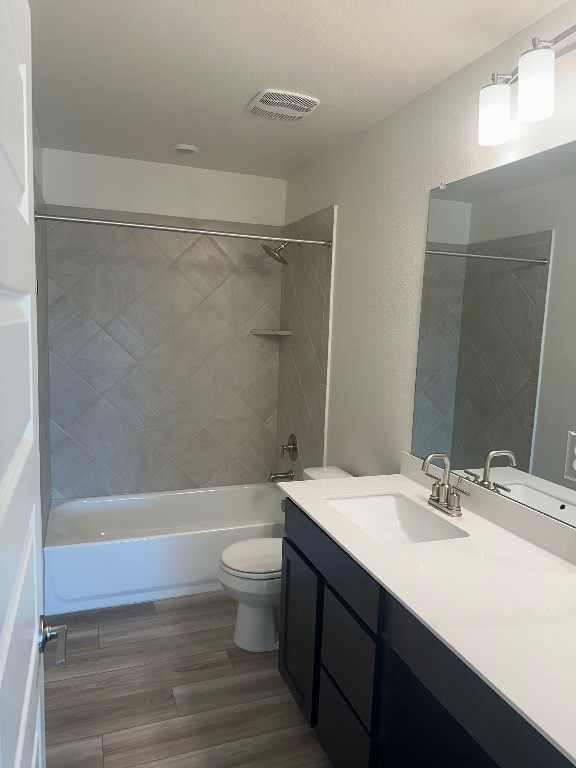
<box><xmin>44</xmin><ymin>483</ymin><xmax>285</xmax><ymax>615</ymax></box>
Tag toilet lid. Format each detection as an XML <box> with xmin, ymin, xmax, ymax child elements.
<box><xmin>220</xmin><ymin>538</ymin><xmax>282</xmax><ymax>577</ymax></box>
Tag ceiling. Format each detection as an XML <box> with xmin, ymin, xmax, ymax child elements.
<box><xmin>30</xmin><ymin>0</ymin><xmax>566</xmax><ymax>180</ymax></box>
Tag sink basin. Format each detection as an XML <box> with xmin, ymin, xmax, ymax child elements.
<box><xmin>326</xmin><ymin>493</ymin><xmax>469</xmax><ymax>545</ymax></box>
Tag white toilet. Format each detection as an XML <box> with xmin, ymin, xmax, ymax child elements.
<box><xmin>218</xmin><ymin>466</ymin><xmax>352</xmax><ymax>652</ymax></box>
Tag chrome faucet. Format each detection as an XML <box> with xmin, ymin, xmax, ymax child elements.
<box><xmin>479</xmin><ymin>450</ymin><xmax>517</xmax><ymax>492</ymax></box>
<box><xmin>268</xmin><ymin>470</ymin><xmax>294</xmax><ymax>483</ymax></box>
<box><xmin>421</xmin><ymin>454</ymin><xmax>468</xmax><ymax>517</ymax></box>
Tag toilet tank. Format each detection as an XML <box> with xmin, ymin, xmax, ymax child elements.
<box><xmin>302</xmin><ymin>466</ymin><xmax>352</xmax><ymax>480</ymax></box>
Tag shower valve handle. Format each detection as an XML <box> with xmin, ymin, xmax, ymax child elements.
<box><xmin>281</xmin><ymin>434</ymin><xmax>299</xmax><ymax>460</ymax></box>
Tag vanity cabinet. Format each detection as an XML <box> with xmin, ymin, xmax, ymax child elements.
<box><xmin>279</xmin><ymin>498</ymin><xmax>571</xmax><ymax>768</ymax></box>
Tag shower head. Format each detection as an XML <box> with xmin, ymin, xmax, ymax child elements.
<box><xmin>261</xmin><ymin>242</ymin><xmax>289</xmax><ymax>265</ymax></box>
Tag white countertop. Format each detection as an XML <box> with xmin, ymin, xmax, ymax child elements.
<box><xmin>279</xmin><ymin>473</ymin><xmax>576</xmax><ymax>764</ymax></box>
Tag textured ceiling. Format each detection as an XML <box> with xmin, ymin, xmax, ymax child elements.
<box><xmin>30</xmin><ymin>0</ymin><xmax>565</xmax><ymax>179</ymax></box>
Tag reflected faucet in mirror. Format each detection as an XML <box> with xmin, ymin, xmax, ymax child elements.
<box><xmin>464</xmin><ymin>450</ymin><xmax>517</xmax><ymax>493</ymax></box>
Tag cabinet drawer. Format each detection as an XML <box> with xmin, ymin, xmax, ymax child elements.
<box><xmin>284</xmin><ymin>498</ymin><xmax>381</xmax><ymax>633</ymax></box>
<box><xmin>322</xmin><ymin>587</ymin><xmax>376</xmax><ymax>730</ymax></box>
<box><xmin>316</xmin><ymin>668</ymin><xmax>371</xmax><ymax>768</ymax></box>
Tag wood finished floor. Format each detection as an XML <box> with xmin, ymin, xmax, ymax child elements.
<box><xmin>45</xmin><ymin>592</ymin><xmax>329</xmax><ymax>768</ymax></box>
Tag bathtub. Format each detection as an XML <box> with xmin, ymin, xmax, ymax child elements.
<box><xmin>44</xmin><ymin>483</ymin><xmax>285</xmax><ymax>615</ymax></box>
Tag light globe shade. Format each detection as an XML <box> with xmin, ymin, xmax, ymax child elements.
<box><xmin>478</xmin><ymin>82</ymin><xmax>511</xmax><ymax>146</ymax></box>
<box><xmin>518</xmin><ymin>46</ymin><xmax>555</xmax><ymax>122</ymax></box>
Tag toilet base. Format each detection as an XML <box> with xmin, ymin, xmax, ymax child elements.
<box><xmin>234</xmin><ymin>602</ymin><xmax>278</xmax><ymax>653</ymax></box>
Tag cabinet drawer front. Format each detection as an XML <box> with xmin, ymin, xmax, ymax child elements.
<box><xmin>322</xmin><ymin>587</ymin><xmax>376</xmax><ymax>729</ymax></box>
<box><xmin>284</xmin><ymin>498</ymin><xmax>381</xmax><ymax>632</ymax></box>
<box><xmin>316</xmin><ymin>668</ymin><xmax>371</xmax><ymax>768</ymax></box>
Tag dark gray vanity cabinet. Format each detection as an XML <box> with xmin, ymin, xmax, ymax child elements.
<box><xmin>279</xmin><ymin>498</ymin><xmax>571</xmax><ymax>768</ymax></box>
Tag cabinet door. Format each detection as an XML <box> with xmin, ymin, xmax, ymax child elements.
<box><xmin>279</xmin><ymin>539</ymin><xmax>321</xmax><ymax>725</ymax></box>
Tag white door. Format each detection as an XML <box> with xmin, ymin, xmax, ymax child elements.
<box><xmin>0</xmin><ymin>0</ymin><xmax>45</xmax><ymax>766</ymax></box>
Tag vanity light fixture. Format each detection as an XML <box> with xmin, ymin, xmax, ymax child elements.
<box><xmin>477</xmin><ymin>23</ymin><xmax>576</xmax><ymax>146</ymax></box>
<box><xmin>478</xmin><ymin>74</ymin><xmax>512</xmax><ymax>147</ymax></box>
<box><xmin>518</xmin><ymin>38</ymin><xmax>555</xmax><ymax>123</ymax></box>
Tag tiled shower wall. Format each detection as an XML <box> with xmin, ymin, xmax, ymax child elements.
<box><xmin>47</xmin><ymin>206</ymin><xmax>283</xmax><ymax>498</ymax></box>
<box><xmin>412</xmin><ymin>232</ymin><xmax>551</xmax><ymax>472</ymax></box>
<box><xmin>451</xmin><ymin>232</ymin><xmax>551</xmax><ymax>471</ymax></box>
<box><xmin>411</xmin><ymin>244</ymin><xmax>466</xmax><ymax>459</ymax></box>
<box><xmin>275</xmin><ymin>208</ymin><xmax>334</xmax><ymax>480</ymax></box>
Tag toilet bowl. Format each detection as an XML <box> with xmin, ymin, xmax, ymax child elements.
<box><xmin>218</xmin><ymin>466</ymin><xmax>352</xmax><ymax>652</ymax></box>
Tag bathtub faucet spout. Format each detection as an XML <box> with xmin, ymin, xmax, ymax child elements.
<box><xmin>268</xmin><ymin>470</ymin><xmax>294</xmax><ymax>483</ymax></box>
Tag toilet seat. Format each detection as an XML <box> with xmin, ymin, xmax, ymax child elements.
<box><xmin>219</xmin><ymin>538</ymin><xmax>282</xmax><ymax>580</ymax></box>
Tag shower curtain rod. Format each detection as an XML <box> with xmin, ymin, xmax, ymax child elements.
<box><xmin>34</xmin><ymin>214</ymin><xmax>332</xmax><ymax>247</ymax></box>
<box><xmin>426</xmin><ymin>249</ymin><xmax>547</xmax><ymax>265</ymax></box>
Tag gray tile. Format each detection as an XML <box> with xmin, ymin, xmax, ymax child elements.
<box><xmin>238</xmin><ymin>361</ymin><xmax>279</xmax><ymax>422</ymax></box>
<box><xmin>140</xmin><ymin>332</ymin><xmax>203</xmax><ymax>395</ymax></box>
<box><xmin>107</xmin><ymin>434</ymin><xmax>169</xmax><ymax>490</ymax></box>
<box><xmin>488</xmin><ymin>344</ymin><xmax>529</xmax><ymax>403</ymax></box>
<box><xmin>175</xmin><ymin>363</ymin><xmax>235</xmax><ymax>425</ymax></box>
<box><xmin>493</xmin><ymin>281</ymin><xmax>534</xmax><ymax>342</ymax></box>
<box><xmin>483</xmin><ymin>404</ymin><xmax>525</xmax><ymax>450</ymax></box>
<box><xmin>140</xmin><ymin>266</ymin><xmax>204</xmax><ymax>328</ymax></box>
<box><xmin>66</xmin><ymin>331</ymin><xmax>136</xmax><ymax>393</ymax></box>
<box><xmin>206</xmin><ymin>397</ymin><xmax>262</xmax><ymax>452</ymax></box>
<box><xmin>108</xmin><ymin>299</ymin><xmax>168</xmax><ymax>361</ymax></box>
<box><xmin>48</xmin><ymin>353</ymin><xmax>101</xmax><ymax>429</ymax></box>
<box><xmin>106</xmin><ymin>366</ymin><xmax>171</xmax><ymax>426</ymax></box>
<box><xmin>47</xmin><ymin>278</ymin><xmax>63</xmax><ymax>305</ymax></box>
<box><xmin>142</xmin><ymin>399</ymin><xmax>202</xmax><ymax>458</ymax></box>
<box><xmin>68</xmin><ymin>261</ymin><xmax>136</xmax><ymax>326</ymax></box>
<box><xmin>61</xmin><ymin>464</ymin><xmax>132</xmax><ymax>499</ymax></box>
<box><xmin>208</xmin><ymin>268</ymin><xmax>279</xmax><ymax>327</ymax></box>
<box><xmin>423</xmin><ymin>363</ymin><xmax>457</xmax><ymax>418</ymax></box>
<box><xmin>207</xmin><ymin>454</ymin><xmax>259</xmax><ymax>487</ymax></box>
<box><xmin>177</xmin><ymin>302</ymin><xmax>235</xmax><ymax>361</ymax></box>
<box><xmin>176</xmin><ymin>237</ymin><xmax>237</xmax><ymax>298</ymax></box>
<box><xmin>47</xmin><ymin>224</ymin><xmax>101</xmax><ymax>289</ymax></box>
<box><xmin>465</xmin><ymin>369</ymin><xmax>505</xmax><ymax>426</ymax></box>
<box><xmin>48</xmin><ymin>294</ymin><xmax>100</xmax><ymax>361</ymax></box>
<box><xmin>176</xmin><ymin>430</ymin><xmax>232</xmax><ymax>485</ymax></box>
<box><xmin>104</xmin><ymin>230</ymin><xmax>170</xmax><ymax>292</ymax></box>
<box><xmin>145</xmin><ymin>229</ymin><xmax>200</xmax><ymax>263</ymax></box>
<box><xmin>50</xmin><ymin>422</ymin><xmax>100</xmax><ymax>495</ymax></box>
<box><xmin>240</xmin><ymin>425</ymin><xmax>277</xmax><ymax>481</ymax></box>
<box><xmin>140</xmin><ymin>461</ymin><xmax>198</xmax><ymax>493</ymax></box>
<box><xmin>68</xmin><ymin>399</ymin><xmax>136</xmax><ymax>461</ymax></box>
<box><xmin>469</xmin><ymin>311</ymin><xmax>509</xmax><ymax>368</ymax></box>
<box><xmin>206</xmin><ymin>336</ymin><xmax>270</xmax><ymax>394</ymax></box>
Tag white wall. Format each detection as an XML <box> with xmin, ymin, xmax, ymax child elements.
<box><xmin>285</xmin><ymin>1</ymin><xmax>576</xmax><ymax>477</ymax></box>
<box><xmin>427</xmin><ymin>199</ymin><xmax>471</xmax><ymax>245</ymax></box>
<box><xmin>469</xmin><ymin>173</ymin><xmax>576</xmax><ymax>488</ymax></box>
<box><xmin>42</xmin><ymin>149</ymin><xmax>287</xmax><ymax>226</ymax></box>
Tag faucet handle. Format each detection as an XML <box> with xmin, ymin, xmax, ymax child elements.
<box><xmin>493</xmin><ymin>482</ymin><xmax>511</xmax><ymax>494</ymax></box>
<box><xmin>463</xmin><ymin>470</ymin><xmax>480</xmax><ymax>482</ymax></box>
<box><xmin>455</xmin><ymin>476</ymin><xmax>470</xmax><ymax>496</ymax></box>
<box><xmin>425</xmin><ymin>471</ymin><xmax>442</xmax><ymax>483</ymax></box>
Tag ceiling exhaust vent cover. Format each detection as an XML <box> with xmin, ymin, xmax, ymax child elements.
<box><xmin>248</xmin><ymin>89</ymin><xmax>320</xmax><ymax>121</ymax></box>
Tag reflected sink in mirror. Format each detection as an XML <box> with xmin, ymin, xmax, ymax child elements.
<box><xmin>504</xmin><ymin>485</ymin><xmax>576</xmax><ymax>528</ymax></box>
<box><xmin>326</xmin><ymin>494</ymin><xmax>469</xmax><ymax>545</ymax></box>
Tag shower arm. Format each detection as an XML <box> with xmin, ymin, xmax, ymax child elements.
<box><xmin>34</xmin><ymin>213</ymin><xmax>332</xmax><ymax>248</ymax></box>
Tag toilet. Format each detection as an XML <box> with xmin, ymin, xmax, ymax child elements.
<box><xmin>218</xmin><ymin>466</ymin><xmax>352</xmax><ymax>652</ymax></box>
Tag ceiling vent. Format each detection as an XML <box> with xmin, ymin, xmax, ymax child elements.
<box><xmin>248</xmin><ymin>89</ymin><xmax>320</xmax><ymax>121</ymax></box>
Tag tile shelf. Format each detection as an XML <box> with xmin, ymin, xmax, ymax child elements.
<box><xmin>250</xmin><ymin>329</ymin><xmax>292</xmax><ymax>336</ymax></box>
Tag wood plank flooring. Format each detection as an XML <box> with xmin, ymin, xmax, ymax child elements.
<box><xmin>45</xmin><ymin>592</ymin><xmax>329</xmax><ymax>767</ymax></box>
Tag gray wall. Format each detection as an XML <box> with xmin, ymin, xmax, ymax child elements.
<box><xmin>34</xmin><ymin>179</ymin><xmax>51</xmax><ymax>535</ymax></box>
<box><xmin>284</xmin><ymin>3</ymin><xmax>576</xmax><ymax>478</ymax></box>
<box><xmin>452</xmin><ymin>233</ymin><xmax>550</xmax><ymax>471</ymax></box>
<box><xmin>275</xmin><ymin>208</ymin><xmax>334</xmax><ymax>480</ymax></box>
<box><xmin>47</xmin><ymin>206</ymin><xmax>283</xmax><ymax>498</ymax></box>
<box><xmin>411</xmin><ymin>244</ymin><xmax>466</xmax><ymax>460</ymax></box>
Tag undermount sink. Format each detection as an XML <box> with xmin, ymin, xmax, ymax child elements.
<box><xmin>326</xmin><ymin>493</ymin><xmax>469</xmax><ymax>545</ymax></box>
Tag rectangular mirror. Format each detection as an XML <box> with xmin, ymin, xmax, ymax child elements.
<box><xmin>412</xmin><ymin>141</ymin><xmax>576</xmax><ymax>528</ymax></box>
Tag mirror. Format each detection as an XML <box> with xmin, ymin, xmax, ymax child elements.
<box><xmin>412</xmin><ymin>141</ymin><xmax>576</xmax><ymax>528</ymax></box>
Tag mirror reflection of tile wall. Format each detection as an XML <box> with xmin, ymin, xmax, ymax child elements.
<box><xmin>412</xmin><ymin>233</ymin><xmax>551</xmax><ymax>470</ymax></box>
